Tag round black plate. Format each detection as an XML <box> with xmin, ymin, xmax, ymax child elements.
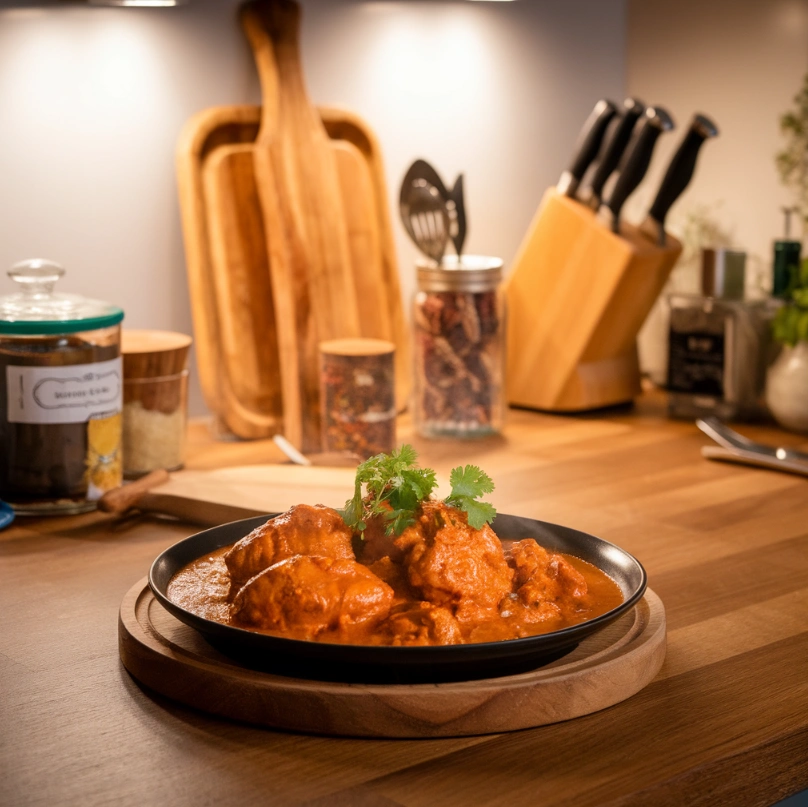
<box><xmin>149</xmin><ymin>513</ymin><xmax>647</xmax><ymax>684</ymax></box>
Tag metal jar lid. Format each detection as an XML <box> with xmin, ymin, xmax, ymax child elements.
<box><xmin>700</xmin><ymin>248</ymin><xmax>746</xmax><ymax>300</ymax></box>
<box><xmin>416</xmin><ymin>255</ymin><xmax>503</xmax><ymax>293</ymax></box>
<box><xmin>0</xmin><ymin>259</ymin><xmax>124</xmax><ymax>335</ymax></box>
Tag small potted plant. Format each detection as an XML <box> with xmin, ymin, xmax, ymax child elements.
<box><xmin>766</xmin><ymin>257</ymin><xmax>808</xmax><ymax>433</ymax></box>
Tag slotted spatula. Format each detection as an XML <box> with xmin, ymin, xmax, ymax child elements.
<box><xmin>402</xmin><ymin>179</ymin><xmax>450</xmax><ymax>264</ymax></box>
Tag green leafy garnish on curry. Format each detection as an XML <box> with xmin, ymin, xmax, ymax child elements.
<box><xmin>340</xmin><ymin>444</ymin><xmax>497</xmax><ymax>534</ymax></box>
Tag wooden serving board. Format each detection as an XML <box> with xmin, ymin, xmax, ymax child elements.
<box><xmin>119</xmin><ymin>582</ymin><xmax>665</xmax><ymax>739</ymax></box>
<box><xmin>177</xmin><ymin>104</ymin><xmax>408</xmax><ymax>441</ymax></box>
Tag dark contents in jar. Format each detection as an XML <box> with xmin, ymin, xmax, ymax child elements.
<box><xmin>0</xmin><ymin>336</ymin><xmax>117</xmax><ymax>504</ymax></box>
<box><xmin>414</xmin><ymin>290</ymin><xmax>502</xmax><ymax>432</ymax></box>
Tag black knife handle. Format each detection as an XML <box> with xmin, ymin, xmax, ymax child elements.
<box><xmin>558</xmin><ymin>99</ymin><xmax>618</xmax><ymax>197</ymax></box>
<box><xmin>587</xmin><ymin>98</ymin><xmax>645</xmax><ymax>206</ymax></box>
<box><xmin>603</xmin><ymin>106</ymin><xmax>674</xmax><ymax>227</ymax></box>
<box><xmin>648</xmin><ymin>114</ymin><xmax>719</xmax><ymax>228</ymax></box>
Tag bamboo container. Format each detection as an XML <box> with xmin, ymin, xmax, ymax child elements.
<box><xmin>319</xmin><ymin>338</ymin><xmax>395</xmax><ymax>460</ymax></box>
<box><xmin>505</xmin><ymin>190</ymin><xmax>682</xmax><ymax>411</ymax></box>
<box><xmin>122</xmin><ymin>330</ymin><xmax>193</xmax><ymax>478</ymax></box>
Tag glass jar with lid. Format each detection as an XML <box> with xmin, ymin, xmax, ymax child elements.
<box><xmin>0</xmin><ymin>259</ymin><xmax>124</xmax><ymax>514</ymax></box>
<box><xmin>412</xmin><ymin>255</ymin><xmax>506</xmax><ymax>438</ymax></box>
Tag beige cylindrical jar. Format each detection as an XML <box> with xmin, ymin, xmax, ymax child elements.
<box><xmin>122</xmin><ymin>330</ymin><xmax>192</xmax><ymax>478</ymax></box>
<box><xmin>412</xmin><ymin>255</ymin><xmax>506</xmax><ymax>438</ymax></box>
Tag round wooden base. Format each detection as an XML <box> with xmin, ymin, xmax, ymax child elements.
<box><xmin>119</xmin><ymin>579</ymin><xmax>666</xmax><ymax>738</ymax></box>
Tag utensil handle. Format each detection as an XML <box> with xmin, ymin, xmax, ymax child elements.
<box><xmin>586</xmin><ymin>98</ymin><xmax>645</xmax><ymax>206</ymax></box>
<box><xmin>647</xmin><ymin>114</ymin><xmax>718</xmax><ymax>230</ymax></box>
<box><xmin>558</xmin><ymin>99</ymin><xmax>618</xmax><ymax>197</ymax></box>
<box><xmin>601</xmin><ymin>106</ymin><xmax>674</xmax><ymax>230</ymax></box>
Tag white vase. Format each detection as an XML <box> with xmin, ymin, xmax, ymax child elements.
<box><xmin>765</xmin><ymin>342</ymin><xmax>808</xmax><ymax>434</ymax></box>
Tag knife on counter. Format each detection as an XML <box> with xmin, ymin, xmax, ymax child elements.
<box><xmin>638</xmin><ymin>113</ymin><xmax>719</xmax><ymax>246</ymax></box>
<box><xmin>580</xmin><ymin>97</ymin><xmax>646</xmax><ymax>209</ymax></box>
<box><xmin>556</xmin><ymin>98</ymin><xmax>619</xmax><ymax>199</ymax></box>
<box><xmin>597</xmin><ymin>105</ymin><xmax>675</xmax><ymax>233</ymax></box>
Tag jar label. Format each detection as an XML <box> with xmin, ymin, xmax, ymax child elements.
<box><xmin>5</xmin><ymin>358</ymin><xmax>123</xmax><ymax>424</ymax></box>
<box><xmin>667</xmin><ymin>330</ymin><xmax>725</xmax><ymax>396</ymax></box>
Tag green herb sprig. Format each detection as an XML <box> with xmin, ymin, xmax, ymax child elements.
<box><xmin>340</xmin><ymin>445</ymin><xmax>496</xmax><ymax>535</ymax></box>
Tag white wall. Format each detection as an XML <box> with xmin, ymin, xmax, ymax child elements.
<box><xmin>0</xmin><ymin>0</ymin><xmax>627</xmax><ymax>418</ymax></box>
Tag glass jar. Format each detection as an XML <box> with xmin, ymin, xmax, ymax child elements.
<box><xmin>121</xmin><ymin>330</ymin><xmax>192</xmax><ymax>478</ymax></box>
<box><xmin>412</xmin><ymin>255</ymin><xmax>505</xmax><ymax>438</ymax></box>
<box><xmin>0</xmin><ymin>259</ymin><xmax>124</xmax><ymax>514</ymax></box>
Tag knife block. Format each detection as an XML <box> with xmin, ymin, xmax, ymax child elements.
<box><xmin>505</xmin><ymin>189</ymin><xmax>682</xmax><ymax>411</ymax></box>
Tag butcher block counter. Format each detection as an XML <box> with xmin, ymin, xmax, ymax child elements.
<box><xmin>2</xmin><ymin>387</ymin><xmax>807</xmax><ymax>807</ymax></box>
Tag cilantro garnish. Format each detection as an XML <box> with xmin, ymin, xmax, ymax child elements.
<box><xmin>340</xmin><ymin>445</ymin><xmax>496</xmax><ymax>535</ymax></box>
<box><xmin>444</xmin><ymin>464</ymin><xmax>497</xmax><ymax>529</ymax></box>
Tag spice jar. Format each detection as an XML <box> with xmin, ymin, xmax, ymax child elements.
<box><xmin>0</xmin><ymin>259</ymin><xmax>124</xmax><ymax>514</ymax></box>
<box><xmin>319</xmin><ymin>338</ymin><xmax>395</xmax><ymax>460</ymax></box>
<box><xmin>412</xmin><ymin>255</ymin><xmax>506</xmax><ymax>438</ymax></box>
<box><xmin>122</xmin><ymin>330</ymin><xmax>192</xmax><ymax>478</ymax></box>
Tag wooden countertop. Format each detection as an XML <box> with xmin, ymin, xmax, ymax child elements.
<box><xmin>2</xmin><ymin>389</ymin><xmax>807</xmax><ymax>807</ymax></box>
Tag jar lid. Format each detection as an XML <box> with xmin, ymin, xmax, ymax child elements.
<box><xmin>122</xmin><ymin>329</ymin><xmax>192</xmax><ymax>379</ymax></box>
<box><xmin>0</xmin><ymin>259</ymin><xmax>124</xmax><ymax>335</ymax></box>
<box><xmin>417</xmin><ymin>255</ymin><xmax>503</xmax><ymax>293</ymax></box>
<box><xmin>700</xmin><ymin>249</ymin><xmax>746</xmax><ymax>300</ymax></box>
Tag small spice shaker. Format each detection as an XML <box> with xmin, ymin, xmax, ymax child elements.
<box><xmin>122</xmin><ymin>330</ymin><xmax>192</xmax><ymax>478</ymax></box>
<box><xmin>412</xmin><ymin>255</ymin><xmax>506</xmax><ymax>438</ymax></box>
<box><xmin>0</xmin><ymin>259</ymin><xmax>124</xmax><ymax>514</ymax></box>
<box><xmin>319</xmin><ymin>338</ymin><xmax>395</xmax><ymax>460</ymax></box>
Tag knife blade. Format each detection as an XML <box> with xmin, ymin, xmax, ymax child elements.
<box><xmin>580</xmin><ymin>98</ymin><xmax>645</xmax><ymax>209</ymax></box>
<box><xmin>556</xmin><ymin>99</ymin><xmax>619</xmax><ymax>198</ymax></box>
<box><xmin>597</xmin><ymin>105</ymin><xmax>675</xmax><ymax>233</ymax></box>
<box><xmin>639</xmin><ymin>113</ymin><xmax>719</xmax><ymax>245</ymax></box>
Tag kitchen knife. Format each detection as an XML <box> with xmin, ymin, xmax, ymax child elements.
<box><xmin>556</xmin><ymin>99</ymin><xmax>619</xmax><ymax>198</ymax></box>
<box><xmin>597</xmin><ymin>105</ymin><xmax>675</xmax><ymax>233</ymax></box>
<box><xmin>639</xmin><ymin>113</ymin><xmax>719</xmax><ymax>245</ymax></box>
<box><xmin>580</xmin><ymin>98</ymin><xmax>646</xmax><ymax>209</ymax></box>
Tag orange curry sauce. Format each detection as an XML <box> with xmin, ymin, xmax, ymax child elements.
<box><xmin>168</xmin><ymin>502</ymin><xmax>623</xmax><ymax>647</ymax></box>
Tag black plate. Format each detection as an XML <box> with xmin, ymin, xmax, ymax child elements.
<box><xmin>149</xmin><ymin>513</ymin><xmax>647</xmax><ymax>684</ymax></box>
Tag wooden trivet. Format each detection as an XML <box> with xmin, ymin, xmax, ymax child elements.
<box><xmin>119</xmin><ymin>579</ymin><xmax>665</xmax><ymax>738</ymax></box>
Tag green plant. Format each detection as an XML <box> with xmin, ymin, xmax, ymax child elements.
<box><xmin>772</xmin><ymin>257</ymin><xmax>808</xmax><ymax>346</ymax></box>
<box><xmin>776</xmin><ymin>72</ymin><xmax>808</xmax><ymax>234</ymax></box>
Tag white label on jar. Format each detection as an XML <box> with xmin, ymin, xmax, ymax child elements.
<box><xmin>6</xmin><ymin>358</ymin><xmax>122</xmax><ymax>424</ymax></box>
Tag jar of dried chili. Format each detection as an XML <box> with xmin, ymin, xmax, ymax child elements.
<box><xmin>412</xmin><ymin>255</ymin><xmax>505</xmax><ymax>438</ymax></box>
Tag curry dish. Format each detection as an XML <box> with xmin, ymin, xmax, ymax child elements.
<box><xmin>168</xmin><ymin>502</ymin><xmax>623</xmax><ymax>646</ymax></box>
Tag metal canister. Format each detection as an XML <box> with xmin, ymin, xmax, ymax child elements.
<box><xmin>412</xmin><ymin>255</ymin><xmax>506</xmax><ymax>438</ymax></box>
<box><xmin>0</xmin><ymin>259</ymin><xmax>124</xmax><ymax>514</ymax></box>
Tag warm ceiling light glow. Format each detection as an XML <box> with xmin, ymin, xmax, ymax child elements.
<box><xmin>88</xmin><ymin>0</ymin><xmax>185</xmax><ymax>5</ymax></box>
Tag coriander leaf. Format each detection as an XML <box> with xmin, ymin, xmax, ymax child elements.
<box><xmin>447</xmin><ymin>465</ymin><xmax>495</xmax><ymax>500</ymax></box>
<box><xmin>340</xmin><ymin>445</ymin><xmax>437</xmax><ymax>536</ymax></box>
<box><xmin>444</xmin><ymin>464</ymin><xmax>497</xmax><ymax>529</ymax></box>
<box><xmin>459</xmin><ymin>499</ymin><xmax>498</xmax><ymax>530</ymax></box>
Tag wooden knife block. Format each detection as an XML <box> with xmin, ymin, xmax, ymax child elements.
<box><xmin>505</xmin><ymin>189</ymin><xmax>682</xmax><ymax>412</ymax></box>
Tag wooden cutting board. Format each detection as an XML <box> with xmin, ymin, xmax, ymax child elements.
<box><xmin>176</xmin><ymin>5</ymin><xmax>409</xmax><ymax>443</ymax></box>
<box><xmin>119</xmin><ymin>581</ymin><xmax>665</xmax><ymax>738</ymax></box>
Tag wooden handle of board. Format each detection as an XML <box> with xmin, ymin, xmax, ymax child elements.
<box><xmin>98</xmin><ymin>470</ymin><xmax>171</xmax><ymax>515</ymax></box>
<box><xmin>98</xmin><ymin>469</ymin><xmax>267</xmax><ymax>527</ymax></box>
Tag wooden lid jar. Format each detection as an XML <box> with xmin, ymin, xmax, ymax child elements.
<box><xmin>121</xmin><ymin>330</ymin><xmax>192</xmax><ymax>478</ymax></box>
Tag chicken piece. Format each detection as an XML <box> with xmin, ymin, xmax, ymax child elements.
<box><xmin>507</xmin><ymin>539</ymin><xmax>589</xmax><ymax>616</ymax></box>
<box><xmin>224</xmin><ymin>504</ymin><xmax>354</xmax><ymax>594</ymax></box>
<box><xmin>381</xmin><ymin>602</ymin><xmax>463</xmax><ymax>646</ymax></box>
<box><xmin>395</xmin><ymin>500</ymin><xmax>514</xmax><ymax>621</ymax></box>
<box><xmin>231</xmin><ymin>555</ymin><xmax>393</xmax><ymax>640</ymax></box>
